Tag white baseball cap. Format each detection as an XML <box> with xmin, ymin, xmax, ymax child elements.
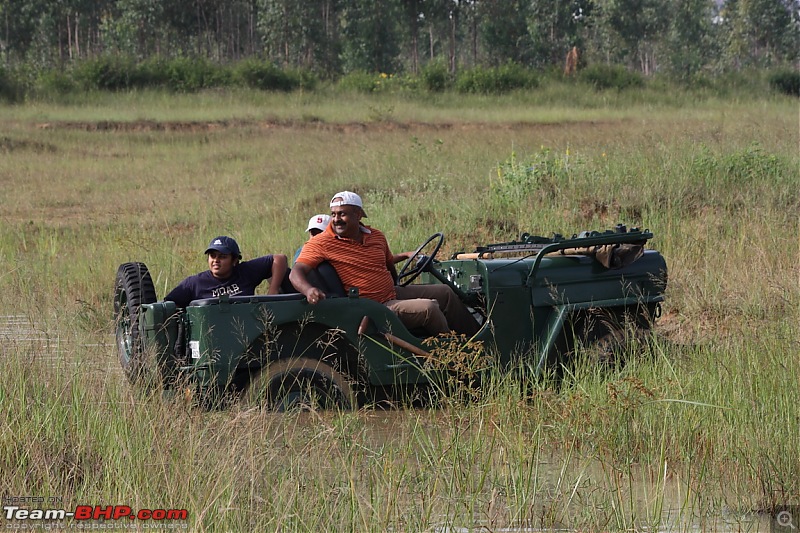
<box><xmin>330</xmin><ymin>190</ymin><xmax>367</xmax><ymax>217</ymax></box>
<box><xmin>306</xmin><ymin>214</ymin><xmax>331</xmax><ymax>233</ymax></box>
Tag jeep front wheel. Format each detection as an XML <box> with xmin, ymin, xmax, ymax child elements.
<box><xmin>114</xmin><ymin>262</ymin><xmax>157</xmax><ymax>384</ymax></box>
<box><xmin>587</xmin><ymin>326</ymin><xmax>652</xmax><ymax>366</ymax></box>
<box><xmin>244</xmin><ymin>357</ymin><xmax>357</xmax><ymax>412</ymax></box>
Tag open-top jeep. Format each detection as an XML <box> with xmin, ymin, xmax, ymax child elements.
<box><xmin>114</xmin><ymin>225</ymin><xmax>667</xmax><ymax>409</ymax></box>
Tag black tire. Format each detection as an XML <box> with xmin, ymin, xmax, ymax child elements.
<box><xmin>243</xmin><ymin>357</ymin><xmax>357</xmax><ymax>412</ymax></box>
<box><xmin>114</xmin><ymin>262</ymin><xmax>157</xmax><ymax>384</ymax></box>
<box><xmin>558</xmin><ymin>307</ymin><xmax>653</xmax><ymax>371</ymax></box>
<box><xmin>586</xmin><ymin>329</ymin><xmax>627</xmax><ymax>364</ymax></box>
<box><xmin>583</xmin><ymin>324</ymin><xmax>651</xmax><ymax>366</ymax></box>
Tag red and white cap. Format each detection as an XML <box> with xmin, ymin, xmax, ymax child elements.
<box><xmin>306</xmin><ymin>214</ymin><xmax>331</xmax><ymax>232</ymax></box>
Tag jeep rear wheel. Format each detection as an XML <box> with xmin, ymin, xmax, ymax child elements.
<box><xmin>114</xmin><ymin>262</ymin><xmax>157</xmax><ymax>384</ymax></box>
<box><xmin>244</xmin><ymin>357</ymin><xmax>356</xmax><ymax>412</ymax></box>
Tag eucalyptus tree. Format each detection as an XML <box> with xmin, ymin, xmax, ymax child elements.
<box><xmin>258</xmin><ymin>0</ymin><xmax>341</xmax><ymax>74</ymax></box>
<box><xmin>341</xmin><ymin>0</ymin><xmax>402</xmax><ymax>73</ymax></box>
<box><xmin>662</xmin><ymin>0</ymin><xmax>717</xmax><ymax>79</ymax></box>
<box><xmin>418</xmin><ymin>0</ymin><xmax>467</xmax><ymax>73</ymax></box>
<box><xmin>525</xmin><ymin>0</ymin><xmax>593</xmax><ymax>67</ymax></box>
<box><xmin>101</xmin><ymin>0</ymin><xmax>166</xmax><ymax>58</ymax></box>
<box><xmin>418</xmin><ymin>0</ymin><xmax>451</xmax><ymax>65</ymax></box>
<box><xmin>477</xmin><ymin>0</ymin><xmax>533</xmax><ymax>65</ymax></box>
<box><xmin>173</xmin><ymin>0</ymin><xmax>261</xmax><ymax>59</ymax></box>
<box><xmin>721</xmin><ymin>0</ymin><xmax>799</xmax><ymax>67</ymax></box>
<box><xmin>399</xmin><ymin>0</ymin><xmax>423</xmax><ymax>72</ymax></box>
<box><xmin>592</xmin><ymin>0</ymin><xmax>670</xmax><ymax>73</ymax></box>
<box><xmin>1</xmin><ymin>0</ymin><xmax>64</xmax><ymax>63</ymax></box>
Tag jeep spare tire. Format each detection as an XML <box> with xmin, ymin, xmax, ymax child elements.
<box><xmin>114</xmin><ymin>262</ymin><xmax>157</xmax><ymax>384</ymax></box>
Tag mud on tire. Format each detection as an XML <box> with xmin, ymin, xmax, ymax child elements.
<box><xmin>574</xmin><ymin>306</ymin><xmax>655</xmax><ymax>366</ymax></box>
<box><xmin>243</xmin><ymin>357</ymin><xmax>357</xmax><ymax>412</ymax></box>
<box><xmin>114</xmin><ymin>262</ymin><xmax>157</xmax><ymax>384</ymax></box>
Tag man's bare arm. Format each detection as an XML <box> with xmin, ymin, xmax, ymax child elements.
<box><xmin>268</xmin><ymin>254</ymin><xmax>288</xmax><ymax>295</ymax></box>
<box><xmin>289</xmin><ymin>261</ymin><xmax>326</xmax><ymax>304</ymax></box>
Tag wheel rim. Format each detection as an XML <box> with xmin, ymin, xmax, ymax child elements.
<box><xmin>115</xmin><ymin>291</ymin><xmax>134</xmax><ymax>367</ymax></box>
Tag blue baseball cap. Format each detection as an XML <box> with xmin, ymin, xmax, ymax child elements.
<box><xmin>204</xmin><ymin>236</ymin><xmax>241</xmax><ymax>258</ymax></box>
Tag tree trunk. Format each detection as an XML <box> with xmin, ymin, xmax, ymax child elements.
<box><xmin>66</xmin><ymin>13</ymin><xmax>72</xmax><ymax>60</ymax></box>
<box><xmin>449</xmin><ymin>10</ymin><xmax>457</xmax><ymax>74</ymax></box>
<box><xmin>471</xmin><ymin>12</ymin><xmax>477</xmax><ymax>66</ymax></box>
<box><xmin>408</xmin><ymin>0</ymin><xmax>419</xmax><ymax>74</ymax></box>
<box><xmin>410</xmin><ymin>24</ymin><xmax>419</xmax><ymax>73</ymax></box>
<box><xmin>74</xmin><ymin>14</ymin><xmax>80</xmax><ymax>59</ymax></box>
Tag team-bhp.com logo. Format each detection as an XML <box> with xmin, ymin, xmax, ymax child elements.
<box><xmin>4</xmin><ymin>505</ymin><xmax>188</xmax><ymax>528</ymax></box>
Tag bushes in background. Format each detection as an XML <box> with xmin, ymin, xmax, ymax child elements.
<box><xmin>233</xmin><ymin>60</ymin><xmax>317</xmax><ymax>91</ymax></box>
<box><xmin>72</xmin><ymin>56</ymin><xmax>138</xmax><ymax>90</ymax></box>
<box><xmin>0</xmin><ymin>66</ymin><xmax>22</xmax><ymax>102</ymax></box>
<box><xmin>768</xmin><ymin>69</ymin><xmax>800</xmax><ymax>96</ymax></box>
<box><xmin>579</xmin><ymin>64</ymin><xmax>645</xmax><ymax>90</ymax></box>
<box><xmin>71</xmin><ymin>56</ymin><xmax>229</xmax><ymax>91</ymax></box>
<box><xmin>420</xmin><ymin>61</ymin><xmax>450</xmax><ymax>92</ymax></box>
<box><xmin>455</xmin><ymin>63</ymin><xmax>538</xmax><ymax>94</ymax></box>
<box><xmin>3</xmin><ymin>56</ymin><xmax>797</xmax><ymax>98</ymax></box>
<box><xmin>29</xmin><ymin>56</ymin><xmax>316</xmax><ymax>94</ymax></box>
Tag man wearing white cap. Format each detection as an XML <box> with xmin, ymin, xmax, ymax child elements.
<box><xmin>297</xmin><ymin>212</ymin><xmax>412</xmax><ymax>265</ymax></box>
<box><xmin>294</xmin><ymin>214</ymin><xmax>332</xmax><ymax>263</ymax></box>
<box><xmin>306</xmin><ymin>214</ymin><xmax>332</xmax><ymax>237</ymax></box>
<box><xmin>290</xmin><ymin>191</ymin><xmax>480</xmax><ymax>336</ymax></box>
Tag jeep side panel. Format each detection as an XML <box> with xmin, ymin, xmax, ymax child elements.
<box><xmin>182</xmin><ymin>294</ymin><xmax>433</xmax><ymax>393</ymax></box>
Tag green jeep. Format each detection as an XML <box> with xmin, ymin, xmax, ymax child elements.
<box><xmin>113</xmin><ymin>225</ymin><xmax>667</xmax><ymax>410</ymax></box>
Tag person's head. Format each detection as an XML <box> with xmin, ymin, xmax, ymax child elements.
<box><xmin>204</xmin><ymin>236</ymin><xmax>241</xmax><ymax>279</ymax></box>
<box><xmin>329</xmin><ymin>191</ymin><xmax>367</xmax><ymax>239</ymax></box>
<box><xmin>306</xmin><ymin>214</ymin><xmax>331</xmax><ymax>239</ymax></box>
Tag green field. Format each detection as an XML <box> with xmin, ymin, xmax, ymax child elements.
<box><xmin>0</xmin><ymin>86</ymin><xmax>798</xmax><ymax>532</ymax></box>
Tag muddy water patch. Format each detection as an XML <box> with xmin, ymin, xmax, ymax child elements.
<box><xmin>0</xmin><ymin>315</ymin><xmax>48</xmax><ymax>341</ymax></box>
<box><xmin>346</xmin><ymin>411</ymin><xmax>779</xmax><ymax>532</ymax></box>
<box><xmin>0</xmin><ymin>314</ymin><xmax>119</xmax><ymax>373</ymax></box>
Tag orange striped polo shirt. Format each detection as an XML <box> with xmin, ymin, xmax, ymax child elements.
<box><xmin>296</xmin><ymin>224</ymin><xmax>396</xmax><ymax>303</ymax></box>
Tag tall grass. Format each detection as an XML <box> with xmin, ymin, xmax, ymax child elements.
<box><xmin>0</xmin><ymin>88</ymin><xmax>797</xmax><ymax>530</ymax></box>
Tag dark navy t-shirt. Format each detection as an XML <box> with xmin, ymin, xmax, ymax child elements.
<box><xmin>165</xmin><ymin>256</ymin><xmax>277</xmax><ymax>307</ymax></box>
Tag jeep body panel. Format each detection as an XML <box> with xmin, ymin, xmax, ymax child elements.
<box><xmin>143</xmin><ymin>293</ymin><xmax>439</xmax><ymax>394</ymax></box>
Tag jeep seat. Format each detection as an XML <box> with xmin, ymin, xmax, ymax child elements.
<box><xmin>306</xmin><ymin>261</ymin><xmax>346</xmax><ymax>297</ymax></box>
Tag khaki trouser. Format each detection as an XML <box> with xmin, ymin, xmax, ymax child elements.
<box><xmin>386</xmin><ymin>284</ymin><xmax>481</xmax><ymax>337</ymax></box>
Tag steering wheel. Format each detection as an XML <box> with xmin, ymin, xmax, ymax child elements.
<box><xmin>397</xmin><ymin>232</ymin><xmax>444</xmax><ymax>287</ymax></box>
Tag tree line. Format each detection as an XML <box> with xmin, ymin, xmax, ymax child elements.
<box><xmin>1</xmin><ymin>0</ymin><xmax>798</xmax><ymax>81</ymax></box>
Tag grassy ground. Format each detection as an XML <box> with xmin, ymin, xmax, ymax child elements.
<box><xmin>0</xmin><ymin>86</ymin><xmax>797</xmax><ymax>531</ymax></box>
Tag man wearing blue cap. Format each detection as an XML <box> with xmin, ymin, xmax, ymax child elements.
<box><xmin>164</xmin><ymin>236</ymin><xmax>290</xmax><ymax>307</ymax></box>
